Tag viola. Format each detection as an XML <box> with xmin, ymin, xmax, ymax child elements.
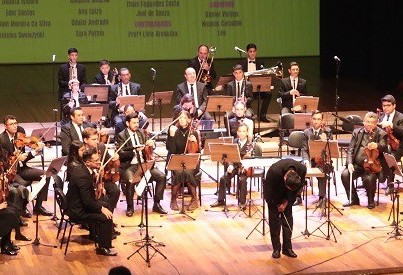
<box><xmin>363</xmin><ymin>147</ymin><xmax>382</xmax><ymax>174</ymax></box>
<box><xmin>184</xmin><ymin>119</ymin><xmax>200</xmax><ymax>154</ymax></box>
<box><xmin>103</xmin><ymin>159</ymin><xmax>121</xmax><ymax>183</ymax></box>
<box><xmin>143</xmin><ymin>129</ymin><xmax>154</xmax><ymax>161</ymax></box>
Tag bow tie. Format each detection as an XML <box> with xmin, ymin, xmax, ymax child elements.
<box><xmin>249</xmin><ymin>61</ymin><xmax>255</xmax><ymax>63</ymax></box>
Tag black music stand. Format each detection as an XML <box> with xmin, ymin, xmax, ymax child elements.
<box><xmin>206</xmin><ymin>96</ymin><xmax>234</xmax><ymax>128</ymax></box>
<box><xmin>294</xmin><ymin>113</ymin><xmax>312</xmax><ymax>129</ymax></box>
<box><xmin>119</xmin><ymin>95</ymin><xmax>146</xmax><ymax>113</ymax></box>
<box><xmin>146</xmin><ymin>91</ymin><xmax>173</xmax><ymax>131</ymax></box>
<box><xmin>293</xmin><ymin>96</ymin><xmax>319</xmax><ymax>113</ymax></box>
<box><xmin>309</xmin><ymin>139</ymin><xmax>342</xmax><ymax>242</ymax></box>
<box><xmin>208</xmin><ymin>143</ymin><xmax>240</xmax><ymax>217</ymax></box>
<box><xmin>166</xmin><ymin>153</ymin><xmax>201</xmax><ymax>220</ymax></box>
<box><xmin>31</xmin><ymin>126</ymin><xmax>57</xmax><ymax>171</ymax></box>
<box><xmin>248</xmin><ymin>75</ymin><xmax>272</xmax><ymax>133</ymax></box>
<box><xmin>82</xmin><ymin>84</ymin><xmax>110</xmax><ymax>103</ymax></box>
<box><xmin>80</xmin><ymin>104</ymin><xmax>109</xmax><ymax>123</ymax></box>
<box><xmin>127</xmin><ymin>160</ymin><xmax>167</xmax><ymax>267</ymax></box>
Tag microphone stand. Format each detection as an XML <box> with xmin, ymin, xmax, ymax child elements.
<box><xmin>51</xmin><ymin>55</ymin><xmax>59</xmax><ymax>157</ymax></box>
<box><xmin>334</xmin><ymin>58</ymin><xmax>341</xmax><ymax>140</ymax></box>
<box><xmin>151</xmin><ymin>70</ymin><xmax>156</xmax><ymax>132</ymax></box>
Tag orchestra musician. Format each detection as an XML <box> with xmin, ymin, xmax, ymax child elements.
<box><xmin>93</xmin><ymin>60</ymin><xmax>119</xmax><ymax>85</ymax></box>
<box><xmin>278</xmin><ymin>62</ymin><xmax>307</xmax><ymax>115</ymax></box>
<box><xmin>239</xmin><ymin>43</ymin><xmax>271</xmax><ymax>122</ymax></box>
<box><xmin>341</xmin><ymin>112</ymin><xmax>388</xmax><ymax>209</ymax></box>
<box><xmin>187</xmin><ymin>44</ymin><xmax>217</xmax><ymax>92</ymax></box>
<box><xmin>0</xmin><ymin>115</ymin><xmax>52</xmax><ymax>216</ymax></box>
<box><xmin>227</xmin><ymin>101</ymin><xmax>254</xmax><ymax>142</ymax></box>
<box><xmin>114</xmin><ymin>104</ymin><xmax>148</xmax><ymax>137</ymax></box>
<box><xmin>173</xmin><ymin>94</ymin><xmax>198</xmax><ymax>119</ymax></box>
<box><xmin>58</xmin><ymin>47</ymin><xmax>86</xmax><ymax>99</ymax></box>
<box><xmin>210</xmin><ymin>123</ymin><xmax>262</xmax><ymax>209</ymax></box>
<box><xmin>264</xmin><ymin>158</ymin><xmax>306</xmax><ymax>259</ymax></box>
<box><xmin>167</xmin><ymin>110</ymin><xmax>201</xmax><ymax>211</ymax></box>
<box><xmin>175</xmin><ymin>67</ymin><xmax>212</xmax><ymax>120</ymax></box>
<box><xmin>0</xmin><ymin>202</ymin><xmax>20</xmax><ymax>256</ymax></box>
<box><xmin>109</xmin><ymin>68</ymin><xmax>141</xmax><ymax>126</ymax></box>
<box><xmin>116</xmin><ymin>112</ymin><xmax>167</xmax><ymax>217</ymax></box>
<box><xmin>66</xmin><ymin>147</ymin><xmax>117</xmax><ymax>256</ymax></box>
<box><xmin>61</xmin><ymin>79</ymin><xmax>89</xmax><ymax>126</ymax></box>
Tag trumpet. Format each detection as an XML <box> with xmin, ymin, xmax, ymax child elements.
<box><xmin>196</xmin><ymin>46</ymin><xmax>216</xmax><ymax>83</ymax></box>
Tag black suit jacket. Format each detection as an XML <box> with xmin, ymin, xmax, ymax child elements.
<box><xmin>175</xmin><ymin>81</ymin><xmax>208</xmax><ymax>112</ymax></box>
<box><xmin>60</xmin><ymin>122</ymin><xmax>93</xmax><ymax>156</ymax></box>
<box><xmin>379</xmin><ymin>111</ymin><xmax>403</xmax><ymax>154</ymax></box>
<box><xmin>116</xmin><ymin>128</ymin><xmax>147</xmax><ymax>170</ymax></box>
<box><xmin>93</xmin><ymin>71</ymin><xmax>118</xmax><ymax>85</ymax></box>
<box><xmin>264</xmin><ymin>159</ymin><xmax>306</xmax><ymax>206</ymax></box>
<box><xmin>109</xmin><ymin>82</ymin><xmax>141</xmax><ymax>118</ymax></box>
<box><xmin>61</xmin><ymin>91</ymin><xmax>89</xmax><ymax>118</ymax></box>
<box><xmin>240</xmin><ymin>58</ymin><xmax>265</xmax><ymax>73</ymax></box>
<box><xmin>225</xmin><ymin>80</ymin><xmax>253</xmax><ymax>108</ymax></box>
<box><xmin>279</xmin><ymin>77</ymin><xmax>307</xmax><ymax>110</ymax></box>
<box><xmin>0</xmin><ymin>127</ymin><xmax>35</xmax><ymax>167</ymax></box>
<box><xmin>58</xmin><ymin>63</ymin><xmax>87</xmax><ymax>97</ymax></box>
<box><xmin>187</xmin><ymin>56</ymin><xmax>217</xmax><ymax>81</ymax></box>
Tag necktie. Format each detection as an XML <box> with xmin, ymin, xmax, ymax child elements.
<box><xmin>69</xmin><ymin>66</ymin><xmax>74</xmax><ymax>80</ymax></box>
<box><xmin>314</xmin><ymin>131</ymin><xmax>319</xmax><ymax>139</ymax></box>
<box><xmin>104</xmin><ymin>75</ymin><xmax>109</xmax><ymax>84</ymax></box>
<box><xmin>293</xmin><ymin>79</ymin><xmax>296</xmax><ymax>89</ymax></box>
<box><xmin>237</xmin><ymin>82</ymin><xmax>240</xmax><ymax>98</ymax></box>
<box><xmin>387</xmin><ymin>115</ymin><xmax>390</xmax><ymax>121</ymax></box>
<box><xmin>125</xmin><ymin>85</ymin><xmax>129</xmax><ymax>96</ymax></box>
<box><xmin>249</xmin><ymin>61</ymin><xmax>255</xmax><ymax>63</ymax></box>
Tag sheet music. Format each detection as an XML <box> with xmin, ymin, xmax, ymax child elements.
<box><xmin>135</xmin><ymin>170</ymin><xmax>151</xmax><ymax>196</ymax></box>
<box><xmin>29</xmin><ymin>175</ymin><xmax>52</xmax><ymax>201</ymax></box>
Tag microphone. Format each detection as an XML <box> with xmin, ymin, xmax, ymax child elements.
<box><xmin>234</xmin><ymin>46</ymin><xmax>246</xmax><ymax>54</ymax></box>
<box><xmin>52</xmin><ymin>54</ymin><xmax>56</xmax><ymax>62</ymax></box>
<box><xmin>150</xmin><ymin>68</ymin><xmax>156</xmax><ymax>74</ymax></box>
<box><xmin>334</xmin><ymin>56</ymin><xmax>341</xmax><ymax>62</ymax></box>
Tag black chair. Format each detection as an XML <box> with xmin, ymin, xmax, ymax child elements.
<box><xmin>337</xmin><ymin>115</ymin><xmax>363</xmax><ymax>166</ymax></box>
<box><xmin>278</xmin><ymin>113</ymin><xmax>295</xmax><ymax>156</ymax></box>
<box><xmin>282</xmin><ymin>130</ymin><xmax>304</xmax><ymax>162</ymax></box>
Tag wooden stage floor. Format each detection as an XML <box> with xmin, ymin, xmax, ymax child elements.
<box><xmin>2</xmin><ymin>113</ymin><xmax>403</xmax><ymax>275</ymax></box>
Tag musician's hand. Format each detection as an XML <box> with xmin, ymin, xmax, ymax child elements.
<box><xmin>145</xmin><ymin>139</ymin><xmax>154</xmax><ymax>147</ymax></box>
<box><xmin>35</xmin><ymin>142</ymin><xmax>45</xmax><ymax>152</ymax></box>
<box><xmin>215</xmin><ymin>85</ymin><xmax>223</xmax><ymax>91</ymax></box>
<box><xmin>290</xmin><ymin>89</ymin><xmax>300</xmax><ymax>96</ymax></box>
<box><xmin>116</xmin><ymin>95</ymin><xmax>121</xmax><ymax>106</ymax></box>
<box><xmin>68</xmin><ymin>100</ymin><xmax>75</xmax><ymax>108</ymax></box>
<box><xmin>102</xmin><ymin>188</ymin><xmax>106</xmax><ymax>197</ymax></box>
<box><xmin>227</xmin><ymin>165</ymin><xmax>234</xmax><ymax>174</ymax></box>
<box><xmin>304</xmin><ymin>160</ymin><xmax>311</xmax><ymax>168</ymax></box>
<box><xmin>135</xmin><ymin>145</ymin><xmax>145</xmax><ymax>152</ymax></box>
<box><xmin>367</xmin><ymin>142</ymin><xmax>378</xmax><ymax>150</ymax></box>
<box><xmin>277</xmin><ymin>200</ymin><xmax>288</xmax><ymax>213</ymax></box>
<box><xmin>18</xmin><ymin>153</ymin><xmax>28</xmax><ymax>161</ymax></box>
<box><xmin>169</xmin><ymin>125</ymin><xmax>178</xmax><ymax>137</ymax></box>
<box><xmin>379</xmin><ymin>121</ymin><xmax>393</xmax><ymax>129</ymax></box>
<box><xmin>348</xmin><ymin>163</ymin><xmax>355</xmax><ymax>174</ymax></box>
<box><xmin>202</xmin><ymin>62</ymin><xmax>210</xmax><ymax>71</ymax></box>
<box><xmin>319</xmin><ymin>133</ymin><xmax>328</xmax><ymax>141</ymax></box>
<box><xmin>0</xmin><ymin>201</ymin><xmax>7</xmax><ymax>210</ymax></box>
<box><xmin>188</xmin><ymin>135</ymin><xmax>197</xmax><ymax>142</ymax></box>
<box><xmin>197</xmin><ymin>109</ymin><xmax>203</xmax><ymax>117</ymax></box>
<box><xmin>101</xmin><ymin>206</ymin><xmax>113</xmax><ymax>219</ymax></box>
<box><xmin>237</xmin><ymin>97</ymin><xmax>245</xmax><ymax>103</ymax></box>
<box><xmin>112</xmin><ymin>153</ymin><xmax>119</xmax><ymax>161</ymax></box>
<box><xmin>293</xmin><ymin>105</ymin><xmax>302</xmax><ymax>112</ymax></box>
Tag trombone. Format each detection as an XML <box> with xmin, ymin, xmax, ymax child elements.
<box><xmin>196</xmin><ymin>46</ymin><xmax>217</xmax><ymax>83</ymax></box>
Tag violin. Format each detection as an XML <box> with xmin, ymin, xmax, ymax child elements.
<box><xmin>184</xmin><ymin>119</ymin><xmax>200</xmax><ymax>154</ymax></box>
<box><xmin>377</xmin><ymin>108</ymin><xmax>400</xmax><ymax>151</ymax></box>
<box><xmin>6</xmin><ymin>153</ymin><xmax>18</xmax><ymax>183</ymax></box>
<box><xmin>103</xmin><ymin>159</ymin><xmax>120</xmax><ymax>183</ymax></box>
<box><xmin>15</xmin><ymin>132</ymin><xmax>41</xmax><ymax>149</ymax></box>
<box><xmin>0</xmin><ymin>162</ymin><xmax>10</xmax><ymax>204</ymax></box>
<box><xmin>363</xmin><ymin>131</ymin><xmax>382</xmax><ymax>174</ymax></box>
<box><xmin>143</xmin><ymin>129</ymin><xmax>154</xmax><ymax>161</ymax></box>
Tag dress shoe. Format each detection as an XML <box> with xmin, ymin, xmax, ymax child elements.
<box><xmin>367</xmin><ymin>202</ymin><xmax>376</xmax><ymax>209</ymax></box>
<box><xmin>152</xmin><ymin>203</ymin><xmax>168</xmax><ymax>215</ymax></box>
<box><xmin>9</xmin><ymin>242</ymin><xmax>20</xmax><ymax>251</ymax></box>
<box><xmin>96</xmin><ymin>247</ymin><xmax>117</xmax><ymax>256</ymax></box>
<box><xmin>260</xmin><ymin>116</ymin><xmax>270</xmax><ymax>123</ymax></box>
<box><xmin>33</xmin><ymin>206</ymin><xmax>53</xmax><ymax>216</ymax></box>
<box><xmin>1</xmin><ymin>246</ymin><xmax>18</xmax><ymax>256</ymax></box>
<box><xmin>20</xmin><ymin>220</ymin><xmax>28</xmax><ymax>227</ymax></box>
<box><xmin>15</xmin><ymin>233</ymin><xmax>31</xmax><ymax>242</ymax></box>
<box><xmin>272</xmin><ymin>250</ymin><xmax>281</xmax><ymax>259</ymax></box>
<box><xmin>22</xmin><ymin>208</ymin><xmax>32</xmax><ymax>218</ymax></box>
<box><xmin>210</xmin><ymin>201</ymin><xmax>225</xmax><ymax>208</ymax></box>
<box><xmin>293</xmin><ymin>197</ymin><xmax>302</xmax><ymax>206</ymax></box>
<box><xmin>282</xmin><ymin>248</ymin><xmax>297</xmax><ymax>258</ymax></box>
<box><xmin>342</xmin><ymin>200</ymin><xmax>360</xmax><ymax>207</ymax></box>
<box><xmin>126</xmin><ymin>207</ymin><xmax>134</xmax><ymax>217</ymax></box>
<box><xmin>112</xmin><ymin>228</ymin><xmax>121</xmax><ymax>236</ymax></box>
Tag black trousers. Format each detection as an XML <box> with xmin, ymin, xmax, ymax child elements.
<box><xmin>268</xmin><ymin>202</ymin><xmax>293</xmax><ymax>251</ymax></box>
<box><xmin>103</xmin><ymin>181</ymin><xmax>120</xmax><ymax>211</ymax></box>
<box><xmin>254</xmin><ymin>92</ymin><xmax>272</xmax><ymax>117</ymax></box>
<box><xmin>17</xmin><ymin>166</ymin><xmax>48</xmax><ymax>203</ymax></box>
<box><xmin>218</xmin><ymin>171</ymin><xmax>247</xmax><ymax>204</ymax></box>
<box><xmin>340</xmin><ymin>166</ymin><xmax>379</xmax><ymax>204</ymax></box>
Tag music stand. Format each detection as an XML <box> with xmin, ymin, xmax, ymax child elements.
<box><xmin>80</xmin><ymin>104</ymin><xmax>109</xmax><ymax>123</ymax></box>
<box><xmin>166</xmin><ymin>154</ymin><xmax>201</xmax><ymax>220</ymax></box>
<box><xmin>209</xmin><ymin>143</ymin><xmax>240</xmax><ymax>217</ymax></box>
<box><xmin>294</xmin><ymin>113</ymin><xmax>312</xmax><ymax>129</ymax></box>
<box><xmin>83</xmin><ymin>84</ymin><xmax>109</xmax><ymax>103</ymax></box>
<box><xmin>248</xmin><ymin>75</ymin><xmax>272</xmax><ymax>133</ymax></box>
<box><xmin>215</xmin><ymin>75</ymin><xmax>234</xmax><ymax>88</ymax></box>
<box><xmin>146</xmin><ymin>91</ymin><xmax>173</xmax><ymax>131</ymax></box>
<box><xmin>293</xmin><ymin>96</ymin><xmax>319</xmax><ymax>113</ymax></box>
<box><xmin>206</xmin><ymin>96</ymin><xmax>234</xmax><ymax>128</ymax></box>
<box><xmin>119</xmin><ymin>95</ymin><xmax>146</xmax><ymax>112</ymax></box>
<box><xmin>31</xmin><ymin>126</ymin><xmax>57</xmax><ymax>170</ymax></box>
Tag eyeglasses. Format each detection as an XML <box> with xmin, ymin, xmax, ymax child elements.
<box><xmin>382</xmin><ymin>104</ymin><xmax>393</xmax><ymax>108</ymax></box>
<box><xmin>6</xmin><ymin>122</ymin><xmax>18</xmax><ymax>126</ymax></box>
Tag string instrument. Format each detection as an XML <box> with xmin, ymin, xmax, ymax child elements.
<box><xmin>143</xmin><ymin>126</ymin><xmax>154</xmax><ymax>161</ymax></box>
<box><xmin>98</xmin><ymin>136</ymin><xmax>121</xmax><ymax>184</ymax></box>
<box><xmin>196</xmin><ymin>46</ymin><xmax>216</xmax><ymax>83</ymax></box>
<box><xmin>363</xmin><ymin>130</ymin><xmax>382</xmax><ymax>174</ymax></box>
<box><xmin>243</xmin><ymin>142</ymin><xmax>254</xmax><ymax>177</ymax></box>
<box><xmin>98</xmin><ymin>117</ymin><xmax>109</xmax><ymax>144</ymax></box>
<box><xmin>93</xmin><ymin>169</ymin><xmax>105</xmax><ymax>200</ymax></box>
<box><xmin>376</xmin><ymin>108</ymin><xmax>400</xmax><ymax>151</ymax></box>
<box><xmin>0</xmin><ymin>162</ymin><xmax>10</xmax><ymax>204</ymax></box>
<box><xmin>15</xmin><ymin>132</ymin><xmax>41</xmax><ymax>149</ymax></box>
<box><xmin>184</xmin><ymin>118</ymin><xmax>200</xmax><ymax>154</ymax></box>
<box><xmin>111</xmin><ymin>67</ymin><xmax>120</xmax><ymax>85</ymax></box>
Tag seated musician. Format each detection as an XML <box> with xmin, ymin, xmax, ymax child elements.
<box><xmin>0</xmin><ymin>115</ymin><xmax>52</xmax><ymax>216</ymax></box>
<box><xmin>175</xmin><ymin>67</ymin><xmax>212</xmax><ymax>120</ymax></box>
<box><xmin>210</xmin><ymin>123</ymin><xmax>262</xmax><ymax>209</ymax></box>
<box><xmin>93</xmin><ymin>60</ymin><xmax>119</xmax><ymax>85</ymax></box>
<box><xmin>216</xmin><ymin>64</ymin><xmax>254</xmax><ymax>119</ymax></box>
<box><xmin>377</xmin><ymin>94</ymin><xmax>403</xmax><ymax>192</ymax></box>
<box><xmin>109</xmin><ymin>68</ymin><xmax>141</xmax><ymax>126</ymax></box>
<box><xmin>60</xmin><ymin>107</ymin><xmax>94</xmax><ymax>156</ymax></box>
<box><xmin>278</xmin><ymin>62</ymin><xmax>307</xmax><ymax>115</ymax></box>
<box><xmin>341</xmin><ymin>111</ymin><xmax>388</xmax><ymax>209</ymax></box>
<box><xmin>61</xmin><ymin>79</ymin><xmax>89</xmax><ymax>126</ymax></box>
<box><xmin>66</xmin><ymin>147</ymin><xmax>117</xmax><ymax>256</ymax></box>
<box><xmin>166</xmin><ymin>110</ymin><xmax>201</xmax><ymax>211</ymax></box>
<box><xmin>296</xmin><ymin>111</ymin><xmax>331</xmax><ymax>208</ymax></box>
<box><xmin>114</xmin><ymin>104</ymin><xmax>148</xmax><ymax>136</ymax></box>
<box><xmin>116</xmin><ymin>112</ymin><xmax>167</xmax><ymax>217</ymax></box>
<box><xmin>0</xmin><ymin>201</ymin><xmax>21</xmax><ymax>256</ymax></box>
<box><xmin>228</xmin><ymin>101</ymin><xmax>254</xmax><ymax>142</ymax></box>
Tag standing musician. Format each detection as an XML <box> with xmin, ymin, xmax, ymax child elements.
<box><xmin>0</xmin><ymin>115</ymin><xmax>52</xmax><ymax>216</ymax></box>
<box><xmin>166</xmin><ymin>110</ymin><xmax>201</xmax><ymax>211</ymax></box>
<box><xmin>264</xmin><ymin>159</ymin><xmax>306</xmax><ymax>258</ymax></box>
<box><xmin>109</xmin><ymin>68</ymin><xmax>141</xmax><ymax>126</ymax></box>
<box><xmin>239</xmin><ymin>43</ymin><xmax>271</xmax><ymax>122</ymax></box>
<box><xmin>278</xmin><ymin>62</ymin><xmax>307</xmax><ymax>115</ymax></box>
<box><xmin>116</xmin><ymin>112</ymin><xmax>167</xmax><ymax>217</ymax></box>
<box><xmin>66</xmin><ymin>147</ymin><xmax>117</xmax><ymax>256</ymax></box>
<box><xmin>58</xmin><ymin>47</ymin><xmax>86</xmax><ymax>99</ymax></box>
<box><xmin>93</xmin><ymin>60</ymin><xmax>119</xmax><ymax>85</ymax></box>
<box><xmin>227</xmin><ymin>101</ymin><xmax>254</xmax><ymax>142</ymax></box>
<box><xmin>187</xmin><ymin>44</ymin><xmax>217</xmax><ymax>92</ymax></box>
<box><xmin>341</xmin><ymin>112</ymin><xmax>388</xmax><ymax>209</ymax></box>
<box><xmin>377</xmin><ymin>95</ymin><xmax>403</xmax><ymax>190</ymax></box>
<box><xmin>210</xmin><ymin>123</ymin><xmax>262</xmax><ymax>209</ymax></box>
<box><xmin>61</xmin><ymin>79</ymin><xmax>88</xmax><ymax>126</ymax></box>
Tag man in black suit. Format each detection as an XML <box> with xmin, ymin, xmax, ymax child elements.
<box><xmin>114</xmin><ymin>104</ymin><xmax>148</xmax><ymax>137</ymax></box>
<box><xmin>66</xmin><ymin>147</ymin><xmax>117</xmax><ymax>256</ymax></box>
<box><xmin>60</xmin><ymin>107</ymin><xmax>93</xmax><ymax>156</ymax></box>
<box><xmin>278</xmin><ymin>61</ymin><xmax>307</xmax><ymax>115</ymax></box>
<box><xmin>61</xmin><ymin>79</ymin><xmax>89</xmax><ymax>126</ymax></box>
<box><xmin>93</xmin><ymin>60</ymin><xmax>119</xmax><ymax>85</ymax></box>
<box><xmin>116</xmin><ymin>112</ymin><xmax>167</xmax><ymax>217</ymax></box>
<box><xmin>264</xmin><ymin>159</ymin><xmax>306</xmax><ymax>259</ymax></box>
<box><xmin>0</xmin><ymin>115</ymin><xmax>52</xmax><ymax>216</ymax></box>
<box><xmin>109</xmin><ymin>68</ymin><xmax>141</xmax><ymax>125</ymax></box>
<box><xmin>187</xmin><ymin>44</ymin><xmax>217</xmax><ymax>92</ymax></box>
<box><xmin>175</xmin><ymin>67</ymin><xmax>211</xmax><ymax>120</ymax></box>
<box><xmin>341</xmin><ymin>112</ymin><xmax>388</xmax><ymax>209</ymax></box>
<box><xmin>240</xmin><ymin>43</ymin><xmax>271</xmax><ymax>122</ymax></box>
<box><xmin>58</xmin><ymin>48</ymin><xmax>86</xmax><ymax>99</ymax></box>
